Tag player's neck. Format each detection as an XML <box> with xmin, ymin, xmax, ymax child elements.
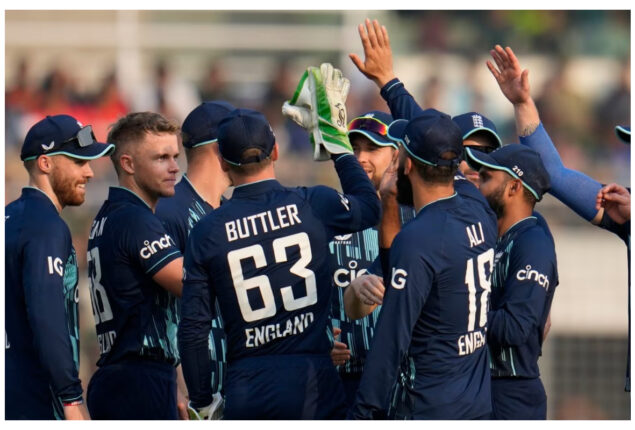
<box><xmin>230</xmin><ymin>165</ymin><xmax>276</xmax><ymax>187</ymax></box>
<box><xmin>118</xmin><ymin>177</ymin><xmax>158</xmax><ymax>212</ymax></box>
<box><xmin>28</xmin><ymin>177</ymin><xmax>63</xmax><ymax>213</ymax></box>
<box><xmin>186</xmin><ymin>165</ymin><xmax>230</xmax><ymax>209</ymax></box>
<box><xmin>497</xmin><ymin>203</ymin><xmax>532</xmax><ymax>237</ymax></box>
<box><xmin>413</xmin><ymin>182</ymin><xmax>455</xmax><ymax>212</ymax></box>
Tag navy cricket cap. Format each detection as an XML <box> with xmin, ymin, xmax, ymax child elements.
<box><xmin>21</xmin><ymin>114</ymin><xmax>114</xmax><ymax>161</ymax></box>
<box><xmin>452</xmin><ymin>112</ymin><xmax>503</xmax><ymax>148</ymax></box>
<box><xmin>615</xmin><ymin>125</ymin><xmax>630</xmax><ymax>144</ymax></box>
<box><xmin>387</xmin><ymin>109</ymin><xmax>463</xmax><ymax>167</ymax></box>
<box><xmin>347</xmin><ymin>111</ymin><xmax>397</xmax><ymax>149</ymax></box>
<box><xmin>218</xmin><ymin>108</ymin><xmax>275</xmax><ymax>166</ymax></box>
<box><xmin>465</xmin><ymin>144</ymin><xmax>551</xmax><ymax>201</ymax></box>
<box><xmin>181</xmin><ymin>101</ymin><xmax>235</xmax><ymax>148</ymax></box>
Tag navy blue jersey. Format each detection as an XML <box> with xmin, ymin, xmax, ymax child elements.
<box><xmin>87</xmin><ymin>186</ymin><xmax>182</xmax><ymax>367</ymax></box>
<box><xmin>488</xmin><ymin>215</ymin><xmax>558</xmax><ymax>378</ymax></box>
<box><xmin>5</xmin><ymin>187</ymin><xmax>82</xmax><ymax>419</ymax></box>
<box><xmin>329</xmin><ymin>204</ymin><xmax>414</xmax><ymax>375</ymax></box>
<box><xmin>598</xmin><ymin>201</ymin><xmax>631</xmax><ymax>392</ymax></box>
<box><xmin>155</xmin><ymin>174</ymin><xmax>227</xmax><ymax>392</ymax></box>
<box><xmin>380</xmin><ymin>78</ymin><xmax>425</xmax><ymax>121</ymax></box>
<box><xmin>350</xmin><ymin>181</ymin><xmax>498</xmax><ymax>420</ymax></box>
<box><xmin>179</xmin><ymin>154</ymin><xmax>381</xmax><ymax>408</ymax></box>
<box><xmin>156</xmin><ymin>175</ymin><xmax>215</xmax><ymax>252</ymax></box>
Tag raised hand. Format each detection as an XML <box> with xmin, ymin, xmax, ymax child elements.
<box><xmin>596</xmin><ymin>183</ymin><xmax>631</xmax><ymax>224</ymax></box>
<box><xmin>349</xmin><ymin>19</ymin><xmax>396</xmax><ymax>88</ymax></box>
<box><xmin>487</xmin><ymin>45</ymin><xmax>531</xmax><ymax>105</ymax></box>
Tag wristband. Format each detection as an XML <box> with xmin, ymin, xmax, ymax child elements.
<box><xmin>63</xmin><ymin>399</ymin><xmax>84</xmax><ymax>407</ymax></box>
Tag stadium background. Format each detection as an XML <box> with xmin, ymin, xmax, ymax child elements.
<box><xmin>3</xmin><ymin>10</ymin><xmax>630</xmax><ymax>419</ymax></box>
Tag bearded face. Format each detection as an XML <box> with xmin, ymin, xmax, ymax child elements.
<box><xmin>484</xmin><ymin>179</ymin><xmax>507</xmax><ymax>219</ymax></box>
<box><xmin>49</xmin><ymin>157</ymin><xmax>90</xmax><ymax>207</ymax></box>
<box><xmin>396</xmin><ymin>158</ymin><xmax>414</xmax><ymax>207</ymax></box>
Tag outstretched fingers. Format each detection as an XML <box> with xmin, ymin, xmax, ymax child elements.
<box><xmin>365</xmin><ymin>18</ymin><xmax>379</xmax><ymax>49</ymax></box>
<box><xmin>486</xmin><ymin>59</ymin><xmax>502</xmax><ymax>82</ymax></box>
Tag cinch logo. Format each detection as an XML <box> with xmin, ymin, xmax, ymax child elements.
<box><xmin>512</xmin><ymin>165</ymin><xmax>524</xmax><ymax>177</ymax></box>
<box><xmin>516</xmin><ymin>265</ymin><xmax>550</xmax><ymax>290</ymax></box>
<box><xmin>333</xmin><ymin>260</ymin><xmax>368</xmax><ymax>287</ymax></box>
<box><xmin>139</xmin><ymin>233</ymin><xmax>175</xmax><ymax>259</ymax></box>
<box><xmin>391</xmin><ymin>267</ymin><xmax>408</xmax><ymax>289</ymax></box>
<box><xmin>472</xmin><ymin>114</ymin><xmax>484</xmax><ymax>128</ymax></box>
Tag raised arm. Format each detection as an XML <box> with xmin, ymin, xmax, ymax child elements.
<box><xmin>487</xmin><ymin>45</ymin><xmax>603</xmax><ymax>223</ymax></box>
<box><xmin>350</xmin><ymin>19</ymin><xmax>425</xmax><ymax>120</ymax></box>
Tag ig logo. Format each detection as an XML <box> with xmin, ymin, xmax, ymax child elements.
<box><xmin>391</xmin><ymin>267</ymin><xmax>408</xmax><ymax>289</ymax></box>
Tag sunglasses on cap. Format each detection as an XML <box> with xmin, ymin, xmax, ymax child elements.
<box><xmin>347</xmin><ymin>117</ymin><xmax>389</xmax><ymax>137</ymax></box>
<box><xmin>61</xmin><ymin>125</ymin><xmax>98</xmax><ymax>148</ymax></box>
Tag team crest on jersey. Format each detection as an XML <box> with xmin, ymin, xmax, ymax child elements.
<box><xmin>334</xmin><ymin>233</ymin><xmax>353</xmax><ymax>242</ymax></box>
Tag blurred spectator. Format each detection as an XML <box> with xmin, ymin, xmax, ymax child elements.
<box><xmin>132</xmin><ymin>60</ymin><xmax>201</xmax><ymax>123</ymax></box>
<box><xmin>199</xmin><ymin>60</ymin><xmax>231</xmax><ymax>102</ymax></box>
<box><xmin>263</xmin><ymin>60</ymin><xmax>311</xmax><ymax>156</ymax></box>
<box><xmin>594</xmin><ymin>60</ymin><xmax>631</xmax><ymax>148</ymax></box>
<box><xmin>535</xmin><ymin>60</ymin><xmax>595</xmax><ymax>152</ymax></box>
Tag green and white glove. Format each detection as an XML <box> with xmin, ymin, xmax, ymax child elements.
<box><xmin>282</xmin><ymin>63</ymin><xmax>353</xmax><ymax>161</ymax></box>
<box><xmin>187</xmin><ymin>393</ymin><xmax>224</xmax><ymax>420</ymax></box>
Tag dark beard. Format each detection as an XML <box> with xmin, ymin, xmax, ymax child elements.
<box><xmin>396</xmin><ymin>165</ymin><xmax>414</xmax><ymax>207</ymax></box>
<box><xmin>485</xmin><ymin>184</ymin><xmax>506</xmax><ymax>219</ymax></box>
<box><xmin>51</xmin><ymin>167</ymin><xmax>85</xmax><ymax>207</ymax></box>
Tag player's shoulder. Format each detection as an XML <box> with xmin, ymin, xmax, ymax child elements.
<box><xmin>395</xmin><ymin>212</ymin><xmax>443</xmax><ymax>248</ymax></box>
<box><xmin>18</xmin><ymin>198</ymin><xmax>69</xmax><ymax>238</ymax></box>
<box><xmin>514</xmin><ymin>219</ymin><xmax>556</xmax><ymax>257</ymax></box>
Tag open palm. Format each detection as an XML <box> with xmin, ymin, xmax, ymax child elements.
<box><xmin>487</xmin><ymin>45</ymin><xmax>531</xmax><ymax>105</ymax></box>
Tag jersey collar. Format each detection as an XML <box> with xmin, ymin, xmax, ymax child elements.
<box><xmin>22</xmin><ymin>186</ymin><xmax>60</xmax><ymax>214</ymax></box>
<box><xmin>416</xmin><ymin>192</ymin><xmax>458</xmax><ymax>216</ymax></box>
<box><xmin>231</xmin><ymin>179</ymin><xmax>283</xmax><ymax>199</ymax></box>
<box><xmin>108</xmin><ymin>186</ymin><xmax>153</xmax><ymax>210</ymax></box>
<box><xmin>500</xmin><ymin>215</ymin><xmax>537</xmax><ymax>239</ymax></box>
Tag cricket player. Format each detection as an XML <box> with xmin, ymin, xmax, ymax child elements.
<box><xmin>6</xmin><ymin>114</ymin><xmax>113</xmax><ymax>419</ymax></box>
<box><xmin>487</xmin><ymin>44</ymin><xmax>631</xmax><ymax>392</ymax></box>
<box><xmin>156</xmin><ymin>101</ymin><xmax>235</xmax><ymax>403</ymax></box>
<box><xmin>348</xmin><ymin>110</ymin><xmax>497</xmax><ymax>419</ymax></box>
<box><xmin>328</xmin><ymin>110</ymin><xmax>415</xmax><ymax>409</ymax></box>
<box><xmin>85</xmin><ymin>112</ymin><xmax>186</xmax><ymax>419</ymax></box>
<box><xmin>350</xmin><ymin>19</ymin><xmax>503</xmax><ymax>188</ymax></box>
<box><xmin>466</xmin><ymin>144</ymin><xmax>558</xmax><ymax>419</ymax></box>
<box><xmin>179</xmin><ymin>65</ymin><xmax>381</xmax><ymax>419</ymax></box>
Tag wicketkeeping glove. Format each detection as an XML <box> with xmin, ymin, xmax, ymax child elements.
<box><xmin>187</xmin><ymin>393</ymin><xmax>224</xmax><ymax>420</ymax></box>
<box><xmin>282</xmin><ymin>63</ymin><xmax>353</xmax><ymax>161</ymax></box>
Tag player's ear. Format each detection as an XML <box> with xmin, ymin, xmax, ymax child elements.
<box><xmin>271</xmin><ymin>143</ymin><xmax>279</xmax><ymax>162</ymax></box>
<box><xmin>403</xmin><ymin>156</ymin><xmax>413</xmax><ymax>175</ymax></box>
<box><xmin>508</xmin><ymin>179</ymin><xmax>522</xmax><ymax>197</ymax></box>
<box><xmin>119</xmin><ymin>153</ymin><xmax>135</xmax><ymax>175</ymax></box>
<box><xmin>36</xmin><ymin>155</ymin><xmax>53</xmax><ymax>174</ymax></box>
<box><xmin>220</xmin><ymin>158</ymin><xmax>231</xmax><ymax>173</ymax></box>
